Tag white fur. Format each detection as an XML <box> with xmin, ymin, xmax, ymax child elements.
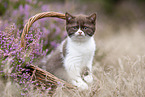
<box><xmin>63</xmin><ymin>29</ymin><xmax>96</xmax><ymax>90</ymax></box>
<box><xmin>75</xmin><ymin>28</ymin><xmax>85</xmax><ymax>36</ymax></box>
<box><xmin>84</xmin><ymin>73</ymin><xmax>93</xmax><ymax>84</ymax></box>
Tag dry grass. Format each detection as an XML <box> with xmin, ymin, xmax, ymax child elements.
<box><xmin>92</xmin><ymin>24</ymin><xmax>145</xmax><ymax>97</ymax></box>
<box><xmin>50</xmin><ymin>23</ymin><xmax>145</xmax><ymax>97</ymax></box>
<box><xmin>53</xmin><ymin>23</ymin><xmax>145</xmax><ymax>97</ymax></box>
<box><xmin>0</xmin><ymin>78</ymin><xmax>22</xmax><ymax>97</ymax></box>
<box><xmin>1</xmin><ymin>22</ymin><xmax>145</xmax><ymax>97</ymax></box>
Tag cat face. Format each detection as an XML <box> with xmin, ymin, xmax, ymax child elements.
<box><xmin>65</xmin><ymin>12</ymin><xmax>96</xmax><ymax>41</ymax></box>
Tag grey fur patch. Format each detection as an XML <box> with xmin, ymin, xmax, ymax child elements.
<box><xmin>37</xmin><ymin>47</ymin><xmax>69</xmax><ymax>81</ymax></box>
<box><xmin>62</xmin><ymin>40</ymin><xmax>67</xmax><ymax>58</ymax></box>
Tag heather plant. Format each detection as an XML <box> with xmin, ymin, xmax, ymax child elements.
<box><xmin>0</xmin><ymin>0</ymin><xmax>66</xmax><ymax>51</ymax></box>
<box><xmin>0</xmin><ymin>21</ymin><xmax>66</xmax><ymax>95</ymax></box>
<box><xmin>0</xmin><ymin>24</ymin><xmax>41</xmax><ymax>95</ymax></box>
<box><xmin>0</xmin><ymin>1</ymin><xmax>66</xmax><ymax>96</ymax></box>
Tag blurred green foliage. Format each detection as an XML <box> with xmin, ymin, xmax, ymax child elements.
<box><xmin>0</xmin><ymin>0</ymin><xmax>37</xmax><ymax>16</ymax></box>
<box><xmin>79</xmin><ymin>0</ymin><xmax>121</xmax><ymax>14</ymax></box>
<box><xmin>0</xmin><ymin>3</ymin><xmax>6</xmax><ymax>15</ymax></box>
<box><xmin>1</xmin><ymin>0</ymin><xmax>145</xmax><ymax>16</ymax></box>
<box><xmin>0</xmin><ymin>0</ymin><xmax>8</xmax><ymax>15</ymax></box>
<box><xmin>79</xmin><ymin>0</ymin><xmax>145</xmax><ymax>14</ymax></box>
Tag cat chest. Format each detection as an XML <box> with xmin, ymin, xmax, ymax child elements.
<box><xmin>66</xmin><ymin>43</ymin><xmax>95</xmax><ymax>62</ymax></box>
<box><xmin>64</xmin><ymin>48</ymin><xmax>93</xmax><ymax>67</ymax></box>
<box><xmin>63</xmin><ymin>38</ymin><xmax>96</xmax><ymax>65</ymax></box>
<box><xmin>67</xmin><ymin>40</ymin><xmax>96</xmax><ymax>55</ymax></box>
<box><xmin>69</xmin><ymin>46</ymin><xmax>94</xmax><ymax>56</ymax></box>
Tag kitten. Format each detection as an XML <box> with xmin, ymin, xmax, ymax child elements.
<box><xmin>38</xmin><ymin>12</ymin><xmax>96</xmax><ymax>90</ymax></box>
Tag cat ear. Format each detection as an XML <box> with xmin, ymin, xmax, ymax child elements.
<box><xmin>87</xmin><ymin>13</ymin><xmax>96</xmax><ymax>24</ymax></box>
<box><xmin>65</xmin><ymin>12</ymin><xmax>75</xmax><ymax>22</ymax></box>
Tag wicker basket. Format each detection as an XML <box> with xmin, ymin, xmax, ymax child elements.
<box><xmin>20</xmin><ymin>12</ymin><xmax>76</xmax><ymax>93</ymax></box>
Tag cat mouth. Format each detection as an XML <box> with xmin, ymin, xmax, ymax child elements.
<box><xmin>76</xmin><ymin>35</ymin><xmax>84</xmax><ymax>37</ymax></box>
<box><xmin>75</xmin><ymin>35</ymin><xmax>85</xmax><ymax>39</ymax></box>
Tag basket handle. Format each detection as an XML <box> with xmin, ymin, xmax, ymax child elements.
<box><xmin>20</xmin><ymin>12</ymin><xmax>66</xmax><ymax>48</ymax></box>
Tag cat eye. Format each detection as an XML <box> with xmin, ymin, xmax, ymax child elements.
<box><xmin>72</xmin><ymin>26</ymin><xmax>77</xmax><ymax>30</ymax></box>
<box><xmin>83</xmin><ymin>27</ymin><xmax>88</xmax><ymax>30</ymax></box>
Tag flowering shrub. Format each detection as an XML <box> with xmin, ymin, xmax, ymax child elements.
<box><xmin>0</xmin><ymin>24</ymin><xmax>43</xmax><ymax>95</ymax></box>
<box><xmin>0</xmin><ymin>0</ymin><xmax>66</xmax><ymax>96</ymax></box>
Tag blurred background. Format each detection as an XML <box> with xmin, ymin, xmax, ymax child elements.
<box><xmin>0</xmin><ymin>0</ymin><xmax>145</xmax><ymax>30</ymax></box>
<box><xmin>1</xmin><ymin>0</ymin><xmax>145</xmax><ymax>53</ymax></box>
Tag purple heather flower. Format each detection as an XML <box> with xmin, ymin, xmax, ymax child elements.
<box><xmin>24</xmin><ymin>4</ymin><xmax>30</xmax><ymax>19</ymax></box>
<box><xmin>55</xmin><ymin>26</ymin><xmax>61</xmax><ymax>35</ymax></box>
<box><xmin>42</xmin><ymin>86</ymin><xmax>46</xmax><ymax>90</ymax></box>
<box><xmin>21</xmin><ymin>93</ymin><xmax>25</xmax><ymax>96</ymax></box>
<box><xmin>19</xmin><ymin>81</ymin><xmax>22</xmax><ymax>84</ymax></box>
<box><xmin>0</xmin><ymin>71</ymin><xmax>4</xmax><ymax>73</ymax></box>
<box><xmin>47</xmin><ymin>87</ymin><xmax>51</xmax><ymax>91</ymax></box>
<box><xmin>50</xmin><ymin>41</ymin><xmax>58</xmax><ymax>48</ymax></box>
<box><xmin>19</xmin><ymin>5</ymin><xmax>24</xmax><ymax>14</ymax></box>
<box><xmin>57</xmin><ymin>81</ymin><xmax>61</xmax><ymax>85</ymax></box>
<box><xmin>31</xmin><ymin>81</ymin><xmax>35</xmax><ymax>83</ymax></box>
<box><xmin>41</xmin><ymin>5</ymin><xmax>49</xmax><ymax>12</ymax></box>
<box><xmin>26</xmin><ymin>0</ymin><xmax>32</xmax><ymax>3</ymax></box>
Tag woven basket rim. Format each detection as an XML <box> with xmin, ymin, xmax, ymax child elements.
<box><xmin>21</xmin><ymin>11</ymin><xmax>66</xmax><ymax>48</ymax></box>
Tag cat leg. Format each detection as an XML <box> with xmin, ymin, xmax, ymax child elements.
<box><xmin>72</xmin><ymin>77</ymin><xmax>88</xmax><ymax>90</ymax></box>
<box><xmin>65</xmin><ymin>64</ymin><xmax>88</xmax><ymax>90</ymax></box>
<box><xmin>82</xmin><ymin>64</ymin><xmax>93</xmax><ymax>84</ymax></box>
<box><xmin>83</xmin><ymin>71</ymin><xmax>93</xmax><ymax>84</ymax></box>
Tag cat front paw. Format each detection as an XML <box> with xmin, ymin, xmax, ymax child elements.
<box><xmin>84</xmin><ymin>74</ymin><xmax>93</xmax><ymax>84</ymax></box>
<box><xmin>72</xmin><ymin>79</ymin><xmax>88</xmax><ymax>90</ymax></box>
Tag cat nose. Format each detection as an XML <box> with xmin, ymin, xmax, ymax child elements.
<box><xmin>78</xmin><ymin>32</ymin><xmax>82</xmax><ymax>35</ymax></box>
